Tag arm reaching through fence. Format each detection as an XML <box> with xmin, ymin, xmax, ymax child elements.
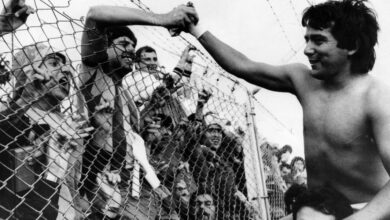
<box><xmin>0</xmin><ymin>0</ymin><xmax>34</xmax><ymax>35</ymax></box>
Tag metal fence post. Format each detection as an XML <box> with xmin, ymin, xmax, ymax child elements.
<box><xmin>245</xmin><ymin>90</ymin><xmax>271</xmax><ymax>220</ymax></box>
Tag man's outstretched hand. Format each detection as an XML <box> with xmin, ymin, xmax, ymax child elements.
<box><xmin>162</xmin><ymin>3</ymin><xmax>198</xmax><ymax>31</ymax></box>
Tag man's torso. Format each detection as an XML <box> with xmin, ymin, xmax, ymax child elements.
<box><xmin>295</xmin><ymin>72</ymin><xmax>389</xmax><ymax>203</ymax></box>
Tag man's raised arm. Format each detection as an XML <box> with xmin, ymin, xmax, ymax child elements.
<box><xmin>188</xmin><ymin>22</ymin><xmax>305</xmax><ymax>94</ymax></box>
<box><xmin>81</xmin><ymin>5</ymin><xmax>198</xmax><ymax>67</ymax></box>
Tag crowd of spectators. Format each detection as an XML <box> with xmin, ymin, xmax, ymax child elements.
<box><xmin>0</xmin><ymin>1</ymin><xmax>257</xmax><ymax>219</ymax></box>
<box><xmin>260</xmin><ymin>142</ymin><xmax>309</xmax><ymax>219</ymax></box>
<box><xmin>265</xmin><ymin>145</ymin><xmax>351</xmax><ymax>220</ymax></box>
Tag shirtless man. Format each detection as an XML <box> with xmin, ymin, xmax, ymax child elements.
<box><xmin>185</xmin><ymin>0</ymin><xmax>390</xmax><ymax>219</ymax></box>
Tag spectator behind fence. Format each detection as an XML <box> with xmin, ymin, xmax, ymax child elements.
<box><xmin>155</xmin><ymin>175</ymin><xmax>193</xmax><ymax>220</ymax></box>
<box><xmin>291</xmin><ymin>156</ymin><xmax>307</xmax><ymax>186</ymax></box>
<box><xmin>135</xmin><ymin>45</ymin><xmax>161</xmax><ymax>77</ymax></box>
<box><xmin>0</xmin><ymin>41</ymin><xmax>92</xmax><ymax>219</ymax></box>
<box><xmin>292</xmin><ymin>187</ymin><xmax>353</xmax><ymax>220</ymax></box>
<box><xmin>85</xmin><ymin>172</ymin><xmax>131</xmax><ymax>220</ymax></box>
<box><xmin>181</xmin><ymin>90</ymin><xmax>254</xmax><ymax>219</ymax></box>
<box><xmin>78</xmin><ymin>4</ymin><xmax>198</xmax><ymax>217</ymax></box>
<box><xmin>280</xmin><ymin>162</ymin><xmax>294</xmax><ymax>188</ymax></box>
<box><xmin>125</xmin><ymin>45</ymin><xmax>163</xmax><ymax>107</ymax></box>
<box><xmin>260</xmin><ymin>142</ymin><xmax>287</xmax><ymax>218</ymax></box>
<box><xmin>172</xmin><ymin>177</ymin><xmax>191</xmax><ymax>216</ymax></box>
<box><xmin>280</xmin><ymin>162</ymin><xmax>292</xmax><ymax>178</ymax></box>
<box><xmin>119</xmin><ymin>114</ymin><xmax>177</xmax><ymax>220</ymax></box>
<box><xmin>129</xmin><ymin>45</ymin><xmax>196</xmax><ymax>127</ymax></box>
<box><xmin>189</xmin><ymin>186</ymin><xmax>218</xmax><ymax>220</ymax></box>
<box><xmin>277</xmin><ymin>145</ymin><xmax>293</xmax><ymax>165</ymax></box>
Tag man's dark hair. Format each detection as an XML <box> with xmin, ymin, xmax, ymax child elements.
<box><xmin>135</xmin><ymin>45</ymin><xmax>157</xmax><ymax>62</ymax></box>
<box><xmin>282</xmin><ymin>145</ymin><xmax>293</xmax><ymax>153</ymax></box>
<box><xmin>106</xmin><ymin>26</ymin><xmax>137</xmax><ymax>47</ymax></box>
<box><xmin>302</xmin><ymin>0</ymin><xmax>379</xmax><ymax>74</ymax></box>
<box><xmin>292</xmin><ymin>187</ymin><xmax>353</xmax><ymax>220</ymax></box>
<box><xmin>290</xmin><ymin>156</ymin><xmax>305</xmax><ymax>169</ymax></box>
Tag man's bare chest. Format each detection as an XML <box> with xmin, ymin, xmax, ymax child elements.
<box><xmin>302</xmin><ymin>90</ymin><xmax>369</xmax><ymax>147</ymax></box>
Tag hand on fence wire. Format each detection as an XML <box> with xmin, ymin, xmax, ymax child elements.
<box><xmin>143</xmin><ymin>116</ymin><xmax>162</xmax><ymax>143</ymax></box>
<box><xmin>0</xmin><ymin>53</ymin><xmax>10</xmax><ymax>84</ymax></box>
<box><xmin>174</xmin><ymin>45</ymin><xmax>196</xmax><ymax>77</ymax></box>
<box><xmin>0</xmin><ymin>0</ymin><xmax>34</xmax><ymax>34</ymax></box>
<box><xmin>197</xmin><ymin>89</ymin><xmax>212</xmax><ymax>107</ymax></box>
<box><xmin>96</xmin><ymin>172</ymin><xmax>122</xmax><ymax>218</ymax></box>
<box><xmin>177</xmin><ymin>161</ymin><xmax>190</xmax><ymax>173</ymax></box>
<box><xmin>57</xmin><ymin>115</ymin><xmax>94</xmax><ymax>142</ymax></box>
<box><xmin>24</xmin><ymin>113</ymin><xmax>92</xmax><ymax>168</ymax></box>
<box><xmin>45</xmin><ymin>132</ymin><xmax>75</xmax><ymax>180</ymax></box>
<box><xmin>25</xmin><ymin>131</ymin><xmax>50</xmax><ymax>165</ymax></box>
<box><xmin>103</xmin><ymin>169</ymin><xmax>121</xmax><ymax>185</ymax></box>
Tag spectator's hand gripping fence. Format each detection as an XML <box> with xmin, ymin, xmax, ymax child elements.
<box><xmin>0</xmin><ymin>1</ymin><xmax>283</xmax><ymax>219</ymax></box>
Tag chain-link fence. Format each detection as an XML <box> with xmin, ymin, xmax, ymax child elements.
<box><xmin>0</xmin><ymin>1</ymin><xmax>292</xmax><ymax>219</ymax></box>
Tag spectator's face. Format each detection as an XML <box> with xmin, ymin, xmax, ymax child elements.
<box><xmin>294</xmin><ymin>160</ymin><xmax>305</xmax><ymax>172</ymax></box>
<box><xmin>195</xmin><ymin>194</ymin><xmax>216</xmax><ymax>220</ymax></box>
<box><xmin>40</xmin><ymin>54</ymin><xmax>70</xmax><ymax>101</ymax></box>
<box><xmin>159</xmin><ymin>126</ymin><xmax>172</xmax><ymax>143</ymax></box>
<box><xmin>107</xmin><ymin>36</ymin><xmax>136</xmax><ymax>72</ymax></box>
<box><xmin>174</xmin><ymin>125</ymin><xmax>186</xmax><ymax>142</ymax></box>
<box><xmin>281</xmin><ymin>151</ymin><xmax>291</xmax><ymax>163</ymax></box>
<box><xmin>281</xmin><ymin>167</ymin><xmax>291</xmax><ymax>177</ymax></box>
<box><xmin>203</xmin><ymin>125</ymin><xmax>222</xmax><ymax>150</ymax></box>
<box><xmin>138</xmin><ymin>51</ymin><xmax>159</xmax><ymax>74</ymax></box>
<box><xmin>297</xmin><ymin>207</ymin><xmax>335</xmax><ymax>220</ymax></box>
<box><xmin>174</xmin><ymin>180</ymin><xmax>190</xmax><ymax>202</ymax></box>
<box><xmin>144</xmin><ymin>117</ymin><xmax>172</xmax><ymax>144</ymax></box>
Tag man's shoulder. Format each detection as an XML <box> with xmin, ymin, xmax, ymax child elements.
<box><xmin>282</xmin><ymin>63</ymin><xmax>315</xmax><ymax>97</ymax></box>
<box><xmin>282</xmin><ymin>63</ymin><xmax>311</xmax><ymax>79</ymax></box>
<box><xmin>360</xmin><ymin>75</ymin><xmax>390</xmax><ymax>116</ymax></box>
<box><xmin>366</xmin><ymin>76</ymin><xmax>390</xmax><ymax>95</ymax></box>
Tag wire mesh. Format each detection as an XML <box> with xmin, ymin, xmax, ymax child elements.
<box><xmin>0</xmin><ymin>1</ymin><xmax>288</xmax><ymax>219</ymax></box>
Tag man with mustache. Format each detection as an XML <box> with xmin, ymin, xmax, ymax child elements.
<box><xmin>191</xmin><ymin>187</ymin><xmax>217</xmax><ymax>220</ymax></box>
<box><xmin>187</xmin><ymin>0</ymin><xmax>390</xmax><ymax>219</ymax></box>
